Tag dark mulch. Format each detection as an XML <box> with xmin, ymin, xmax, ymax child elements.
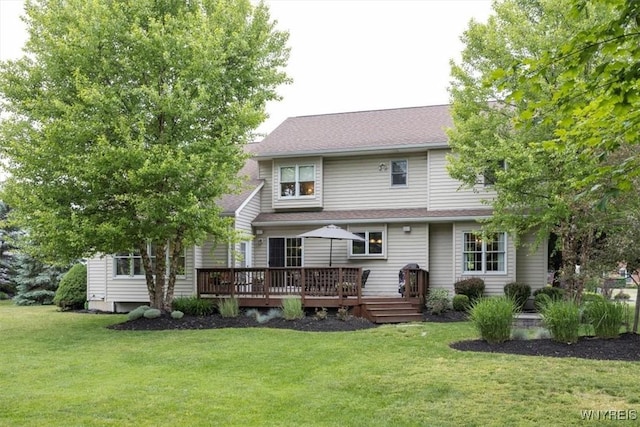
<box><xmin>107</xmin><ymin>311</ymin><xmax>379</xmax><ymax>332</ymax></box>
<box><xmin>451</xmin><ymin>333</ymin><xmax>640</xmax><ymax>361</ymax></box>
<box><xmin>105</xmin><ymin>309</ymin><xmax>639</xmax><ymax>361</ymax></box>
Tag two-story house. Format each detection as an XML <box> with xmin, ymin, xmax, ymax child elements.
<box><xmin>86</xmin><ymin>105</ymin><xmax>548</xmax><ymax>313</ymax></box>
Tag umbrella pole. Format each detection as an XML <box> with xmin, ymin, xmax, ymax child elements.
<box><xmin>329</xmin><ymin>239</ymin><xmax>333</xmax><ymax>267</ymax></box>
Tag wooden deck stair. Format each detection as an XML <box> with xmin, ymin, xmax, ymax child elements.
<box><xmin>362</xmin><ymin>298</ymin><xmax>423</xmax><ymax>324</ymax></box>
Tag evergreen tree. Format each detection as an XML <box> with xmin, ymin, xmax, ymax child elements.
<box><xmin>12</xmin><ymin>252</ymin><xmax>67</xmax><ymax>306</ymax></box>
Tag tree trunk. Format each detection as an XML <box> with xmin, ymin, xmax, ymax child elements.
<box><xmin>141</xmin><ymin>242</ymin><xmax>167</xmax><ymax>310</ymax></box>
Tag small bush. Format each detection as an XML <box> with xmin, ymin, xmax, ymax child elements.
<box><xmin>539</xmin><ymin>299</ymin><xmax>580</xmax><ymax>344</ymax></box>
<box><xmin>469</xmin><ymin>296</ymin><xmax>517</xmax><ymax>344</ymax></box>
<box><xmin>510</xmin><ymin>328</ymin><xmax>529</xmax><ymax>341</ymax></box>
<box><xmin>0</xmin><ymin>282</ymin><xmax>16</xmax><ymax>296</ymax></box>
<box><xmin>171</xmin><ymin>310</ymin><xmax>184</xmax><ymax>319</ymax></box>
<box><xmin>172</xmin><ymin>296</ymin><xmax>214</xmax><ymax>316</ymax></box>
<box><xmin>614</xmin><ymin>291</ymin><xmax>631</xmax><ymax>300</ymax></box>
<box><xmin>143</xmin><ymin>308</ymin><xmax>162</xmax><ymax>319</ymax></box>
<box><xmin>0</xmin><ymin>291</ymin><xmax>8</xmax><ymax>300</ymax></box>
<box><xmin>336</xmin><ymin>306</ymin><xmax>350</xmax><ymax>321</ymax></box>
<box><xmin>583</xmin><ymin>299</ymin><xmax>626</xmax><ymax>339</ymax></box>
<box><xmin>218</xmin><ymin>298</ymin><xmax>239</xmax><ymax>318</ymax></box>
<box><xmin>426</xmin><ymin>288</ymin><xmax>450</xmax><ymax>315</ymax></box>
<box><xmin>315</xmin><ymin>307</ymin><xmax>328</xmax><ymax>320</ymax></box>
<box><xmin>454</xmin><ymin>278</ymin><xmax>485</xmax><ymax>302</ymax></box>
<box><xmin>581</xmin><ymin>292</ymin><xmax>606</xmax><ymax>305</ymax></box>
<box><xmin>452</xmin><ymin>294</ymin><xmax>470</xmax><ymax>312</ymax></box>
<box><xmin>533</xmin><ymin>286</ymin><xmax>564</xmax><ymax>310</ymax></box>
<box><xmin>246</xmin><ymin>308</ymin><xmax>283</xmax><ymax>324</ymax></box>
<box><xmin>127</xmin><ymin>305</ymin><xmax>150</xmax><ymax>321</ymax></box>
<box><xmin>281</xmin><ymin>297</ymin><xmax>304</xmax><ymax>320</ymax></box>
<box><xmin>504</xmin><ymin>282</ymin><xmax>531</xmax><ymax>310</ymax></box>
<box><xmin>53</xmin><ymin>264</ymin><xmax>87</xmax><ymax>311</ymax></box>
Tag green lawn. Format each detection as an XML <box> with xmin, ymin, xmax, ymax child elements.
<box><xmin>1</xmin><ymin>301</ymin><xmax>638</xmax><ymax>426</ymax></box>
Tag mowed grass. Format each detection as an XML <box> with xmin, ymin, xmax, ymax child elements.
<box><xmin>1</xmin><ymin>301</ymin><xmax>638</xmax><ymax>427</ymax></box>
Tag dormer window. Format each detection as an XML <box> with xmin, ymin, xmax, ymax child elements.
<box><xmin>280</xmin><ymin>165</ymin><xmax>315</xmax><ymax>198</ymax></box>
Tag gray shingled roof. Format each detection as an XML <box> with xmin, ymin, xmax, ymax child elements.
<box><xmin>252</xmin><ymin>105</ymin><xmax>452</xmax><ymax>158</ymax></box>
<box><xmin>218</xmin><ymin>159</ymin><xmax>262</xmax><ymax>215</ymax></box>
<box><xmin>253</xmin><ymin>208</ymin><xmax>493</xmax><ymax>226</ymax></box>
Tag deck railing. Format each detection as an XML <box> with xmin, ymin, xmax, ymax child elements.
<box><xmin>197</xmin><ymin>267</ymin><xmax>363</xmax><ymax>301</ymax></box>
<box><xmin>401</xmin><ymin>268</ymin><xmax>429</xmax><ymax>304</ymax></box>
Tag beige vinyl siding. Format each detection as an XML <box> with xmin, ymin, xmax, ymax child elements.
<box><xmin>428</xmin><ymin>223</ymin><xmax>455</xmax><ymax>292</ymax></box>
<box><xmin>200</xmin><ymin>237</ymin><xmax>230</xmax><ymax>268</ymax></box>
<box><xmin>258</xmin><ymin>160</ymin><xmax>273</xmax><ymax>213</ymax></box>
<box><xmin>516</xmin><ymin>232</ymin><xmax>548</xmax><ymax>292</ymax></box>
<box><xmin>453</xmin><ymin>222</ymin><xmax>516</xmax><ymax>295</ymax></box>
<box><xmin>272</xmin><ymin>157</ymin><xmax>323</xmax><ymax>210</ymax></box>
<box><xmin>323</xmin><ymin>154</ymin><xmax>428</xmax><ymax>211</ymax></box>
<box><xmin>86</xmin><ymin>256</ymin><xmax>109</xmax><ymax>310</ymax></box>
<box><xmin>428</xmin><ymin>149</ymin><xmax>493</xmax><ymax>210</ymax></box>
<box><xmin>232</xmin><ymin>193</ymin><xmax>261</xmax><ymax>267</ymax></box>
<box><xmin>103</xmin><ymin>250</ymin><xmax>196</xmax><ymax>303</ymax></box>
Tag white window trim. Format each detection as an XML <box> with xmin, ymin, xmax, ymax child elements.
<box><xmin>461</xmin><ymin>231</ymin><xmax>507</xmax><ymax>275</ymax></box>
<box><xmin>113</xmin><ymin>244</ymin><xmax>187</xmax><ymax>279</ymax></box>
<box><xmin>390</xmin><ymin>159</ymin><xmax>408</xmax><ymax>187</ymax></box>
<box><xmin>348</xmin><ymin>226</ymin><xmax>387</xmax><ymax>259</ymax></box>
<box><xmin>267</xmin><ymin>236</ymin><xmax>304</xmax><ymax>267</ymax></box>
<box><xmin>278</xmin><ymin>164</ymin><xmax>316</xmax><ymax>199</ymax></box>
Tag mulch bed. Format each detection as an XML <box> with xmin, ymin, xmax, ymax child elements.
<box><xmin>105</xmin><ymin>309</ymin><xmax>640</xmax><ymax>361</ymax></box>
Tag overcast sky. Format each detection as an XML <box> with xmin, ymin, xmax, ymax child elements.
<box><xmin>0</xmin><ymin>0</ymin><xmax>494</xmax><ymax>135</ymax></box>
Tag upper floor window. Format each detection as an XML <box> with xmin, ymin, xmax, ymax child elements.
<box><xmin>350</xmin><ymin>229</ymin><xmax>385</xmax><ymax>258</ymax></box>
<box><xmin>280</xmin><ymin>165</ymin><xmax>315</xmax><ymax>198</ymax></box>
<box><xmin>463</xmin><ymin>232</ymin><xmax>506</xmax><ymax>273</ymax></box>
<box><xmin>115</xmin><ymin>244</ymin><xmax>186</xmax><ymax>277</ymax></box>
<box><xmin>391</xmin><ymin>160</ymin><xmax>407</xmax><ymax>186</ymax></box>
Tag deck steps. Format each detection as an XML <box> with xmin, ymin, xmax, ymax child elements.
<box><xmin>362</xmin><ymin>298</ymin><xmax>423</xmax><ymax>324</ymax></box>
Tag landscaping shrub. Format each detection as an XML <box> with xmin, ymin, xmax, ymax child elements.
<box><xmin>581</xmin><ymin>292</ymin><xmax>605</xmax><ymax>304</ymax></box>
<box><xmin>539</xmin><ymin>299</ymin><xmax>580</xmax><ymax>343</ymax></box>
<box><xmin>0</xmin><ymin>291</ymin><xmax>9</xmax><ymax>300</ymax></box>
<box><xmin>426</xmin><ymin>288</ymin><xmax>450</xmax><ymax>315</ymax></box>
<box><xmin>281</xmin><ymin>297</ymin><xmax>304</xmax><ymax>320</ymax></box>
<box><xmin>454</xmin><ymin>278</ymin><xmax>485</xmax><ymax>302</ymax></box>
<box><xmin>503</xmin><ymin>282</ymin><xmax>531</xmax><ymax>310</ymax></box>
<box><xmin>469</xmin><ymin>296</ymin><xmax>517</xmax><ymax>344</ymax></box>
<box><xmin>452</xmin><ymin>294</ymin><xmax>470</xmax><ymax>312</ymax></box>
<box><xmin>171</xmin><ymin>310</ymin><xmax>184</xmax><ymax>319</ymax></box>
<box><xmin>583</xmin><ymin>299</ymin><xmax>626</xmax><ymax>339</ymax></box>
<box><xmin>127</xmin><ymin>305</ymin><xmax>150</xmax><ymax>321</ymax></box>
<box><xmin>143</xmin><ymin>308</ymin><xmax>162</xmax><ymax>319</ymax></box>
<box><xmin>533</xmin><ymin>286</ymin><xmax>564</xmax><ymax>310</ymax></box>
<box><xmin>172</xmin><ymin>296</ymin><xmax>214</xmax><ymax>316</ymax></box>
<box><xmin>13</xmin><ymin>289</ymin><xmax>56</xmax><ymax>306</ymax></box>
<box><xmin>336</xmin><ymin>306</ymin><xmax>350</xmax><ymax>321</ymax></box>
<box><xmin>53</xmin><ymin>263</ymin><xmax>87</xmax><ymax>311</ymax></box>
<box><xmin>614</xmin><ymin>291</ymin><xmax>631</xmax><ymax>301</ymax></box>
<box><xmin>218</xmin><ymin>298</ymin><xmax>239</xmax><ymax>318</ymax></box>
<box><xmin>315</xmin><ymin>307</ymin><xmax>328</xmax><ymax>320</ymax></box>
<box><xmin>246</xmin><ymin>308</ymin><xmax>283</xmax><ymax>324</ymax></box>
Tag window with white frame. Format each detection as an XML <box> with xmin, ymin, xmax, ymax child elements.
<box><xmin>391</xmin><ymin>160</ymin><xmax>407</xmax><ymax>186</ymax></box>
<box><xmin>350</xmin><ymin>230</ymin><xmax>385</xmax><ymax>257</ymax></box>
<box><xmin>280</xmin><ymin>165</ymin><xmax>315</xmax><ymax>198</ymax></box>
<box><xmin>463</xmin><ymin>232</ymin><xmax>506</xmax><ymax>273</ymax></box>
<box><xmin>114</xmin><ymin>244</ymin><xmax>186</xmax><ymax>277</ymax></box>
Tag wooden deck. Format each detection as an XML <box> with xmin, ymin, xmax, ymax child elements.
<box><xmin>197</xmin><ymin>267</ymin><xmax>429</xmax><ymax>318</ymax></box>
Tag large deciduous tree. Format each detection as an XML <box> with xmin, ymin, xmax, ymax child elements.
<box><xmin>0</xmin><ymin>0</ymin><xmax>289</xmax><ymax>310</ymax></box>
<box><xmin>447</xmin><ymin>0</ymin><xmax>615</xmax><ymax>296</ymax></box>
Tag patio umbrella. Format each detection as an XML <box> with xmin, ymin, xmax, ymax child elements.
<box><xmin>298</xmin><ymin>224</ymin><xmax>366</xmax><ymax>266</ymax></box>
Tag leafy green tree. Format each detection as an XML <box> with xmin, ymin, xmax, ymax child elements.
<box><xmin>447</xmin><ymin>0</ymin><xmax>615</xmax><ymax>296</ymax></box>
<box><xmin>0</xmin><ymin>0</ymin><xmax>289</xmax><ymax>310</ymax></box>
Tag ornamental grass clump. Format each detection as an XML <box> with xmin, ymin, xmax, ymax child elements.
<box><xmin>143</xmin><ymin>308</ymin><xmax>162</xmax><ymax>319</ymax></box>
<box><xmin>469</xmin><ymin>296</ymin><xmax>517</xmax><ymax>344</ymax></box>
<box><xmin>127</xmin><ymin>305</ymin><xmax>150</xmax><ymax>321</ymax></box>
<box><xmin>218</xmin><ymin>298</ymin><xmax>239</xmax><ymax>318</ymax></box>
<box><xmin>583</xmin><ymin>299</ymin><xmax>627</xmax><ymax>339</ymax></box>
<box><xmin>539</xmin><ymin>299</ymin><xmax>580</xmax><ymax>344</ymax></box>
<box><xmin>281</xmin><ymin>297</ymin><xmax>304</xmax><ymax>320</ymax></box>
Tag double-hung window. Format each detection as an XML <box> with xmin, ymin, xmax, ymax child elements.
<box><xmin>280</xmin><ymin>165</ymin><xmax>315</xmax><ymax>197</ymax></box>
<box><xmin>350</xmin><ymin>229</ymin><xmax>385</xmax><ymax>258</ymax></box>
<box><xmin>391</xmin><ymin>160</ymin><xmax>407</xmax><ymax>186</ymax></box>
<box><xmin>463</xmin><ymin>232</ymin><xmax>506</xmax><ymax>273</ymax></box>
<box><xmin>114</xmin><ymin>244</ymin><xmax>186</xmax><ymax>277</ymax></box>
